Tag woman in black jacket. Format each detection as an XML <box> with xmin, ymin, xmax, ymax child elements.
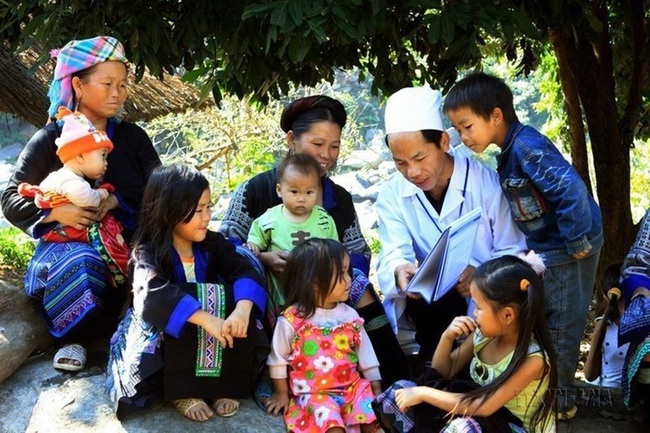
<box><xmin>1</xmin><ymin>36</ymin><xmax>160</xmax><ymax>372</ymax></box>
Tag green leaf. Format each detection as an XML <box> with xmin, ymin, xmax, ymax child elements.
<box><xmin>427</xmin><ymin>15</ymin><xmax>441</xmax><ymax>44</ymax></box>
<box><xmin>287</xmin><ymin>38</ymin><xmax>309</xmax><ymax>62</ymax></box>
<box><xmin>288</xmin><ymin>0</ymin><xmax>303</xmax><ymax>26</ymax></box>
<box><xmin>182</xmin><ymin>67</ymin><xmax>205</xmax><ymax>83</ymax></box>
<box><xmin>441</xmin><ymin>13</ymin><xmax>454</xmax><ymax>45</ymax></box>
<box><xmin>211</xmin><ymin>85</ymin><xmax>223</xmax><ymax>105</ymax></box>
<box><xmin>17</xmin><ymin>14</ymin><xmax>44</xmax><ymax>36</ymax></box>
<box><xmin>307</xmin><ymin>19</ymin><xmax>327</xmax><ymax>43</ymax></box>
<box><xmin>242</xmin><ymin>2</ymin><xmax>277</xmax><ymax>20</ymax></box>
<box><xmin>265</xmin><ymin>25</ymin><xmax>278</xmax><ymax>53</ymax></box>
<box><xmin>501</xmin><ymin>19</ymin><xmax>514</xmax><ymax>41</ymax></box>
<box><xmin>511</xmin><ymin>10</ymin><xmax>539</xmax><ymax>38</ymax></box>
<box><xmin>270</xmin><ymin>1</ymin><xmax>288</xmax><ymax>27</ymax></box>
<box><xmin>149</xmin><ymin>24</ymin><xmax>161</xmax><ymax>52</ymax></box>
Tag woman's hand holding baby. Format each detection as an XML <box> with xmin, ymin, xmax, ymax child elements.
<box><xmin>45</xmin><ymin>203</ymin><xmax>99</xmax><ymax>229</ymax></box>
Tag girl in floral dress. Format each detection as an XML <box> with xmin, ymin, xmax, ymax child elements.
<box><xmin>265</xmin><ymin>238</ymin><xmax>383</xmax><ymax>432</ymax></box>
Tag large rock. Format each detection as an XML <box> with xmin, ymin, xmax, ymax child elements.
<box><xmin>0</xmin><ymin>279</ymin><xmax>53</xmax><ymax>383</ymax></box>
<box><xmin>0</xmin><ymin>340</ymin><xmax>285</xmax><ymax>433</ymax></box>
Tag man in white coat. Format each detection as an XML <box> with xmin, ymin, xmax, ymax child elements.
<box><xmin>376</xmin><ymin>86</ymin><xmax>527</xmax><ymax>366</ymax></box>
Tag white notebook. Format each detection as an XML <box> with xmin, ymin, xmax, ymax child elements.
<box><xmin>406</xmin><ymin>207</ymin><xmax>482</xmax><ymax>303</ymax></box>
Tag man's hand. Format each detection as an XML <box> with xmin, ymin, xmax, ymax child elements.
<box><xmin>455</xmin><ymin>265</ymin><xmax>475</xmax><ymax>298</ymax></box>
<box><xmin>395</xmin><ymin>263</ymin><xmax>421</xmax><ymax>299</ymax></box>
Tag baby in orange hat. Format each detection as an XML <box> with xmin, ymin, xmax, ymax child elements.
<box><xmin>19</xmin><ymin>107</ymin><xmax>128</xmax><ymax>287</ymax></box>
<box><xmin>38</xmin><ymin>107</ymin><xmax>114</xmax><ymax>207</ymax></box>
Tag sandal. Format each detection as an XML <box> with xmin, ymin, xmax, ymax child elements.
<box><xmin>212</xmin><ymin>398</ymin><xmax>240</xmax><ymax>417</ymax></box>
<box><xmin>172</xmin><ymin>398</ymin><xmax>213</xmax><ymax>422</ymax></box>
<box><xmin>53</xmin><ymin>344</ymin><xmax>86</xmax><ymax>372</ymax></box>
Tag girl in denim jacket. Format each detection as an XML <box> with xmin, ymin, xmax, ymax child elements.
<box><xmin>445</xmin><ymin>72</ymin><xmax>603</xmax><ymax>417</ymax></box>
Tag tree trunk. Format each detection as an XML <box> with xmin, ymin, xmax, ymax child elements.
<box><xmin>549</xmin><ymin>22</ymin><xmax>635</xmax><ymax>273</ymax></box>
<box><xmin>550</xmin><ymin>30</ymin><xmax>592</xmax><ymax>193</ymax></box>
<box><xmin>0</xmin><ymin>280</ymin><xmax>54</xmax><ymax>383</ymax></box>
<box><xmin>618</xmin><ymin>0</ymin><xmax>647</xmax><ymax>148</ymax></box>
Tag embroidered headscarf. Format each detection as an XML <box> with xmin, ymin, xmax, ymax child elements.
<box><xmin>47</xmin><ymin>36</ymin><xmax>128</xmax><ymax>117</ymax></box>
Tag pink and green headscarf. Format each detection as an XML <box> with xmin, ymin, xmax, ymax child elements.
<box><xmin>47</xmin><ymin>36</ymin><xmax>128</xmax><ymax>118</ymax></box>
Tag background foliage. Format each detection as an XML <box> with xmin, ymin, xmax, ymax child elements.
<box><xmin>1</xmin><ymin>0</ymin><xmax>648</xmax><ymax>269</ymax></box>
<box><xmin>0</xmin><ymin>227</ymin><xmax>35</xmax><ymax>269</ymax></box>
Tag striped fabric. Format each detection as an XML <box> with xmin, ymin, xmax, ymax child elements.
<box><xmin>25</xmin><ymin>240</ymin><xmax>108</xmax><ymax>337</ymax></box>
<box><xmin>48</xmin><ymin>36</ymin><xmax>128</xmax><ymax>117</ymax></box>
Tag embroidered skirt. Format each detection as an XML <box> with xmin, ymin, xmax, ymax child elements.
<box><xmin>25</xmin><ymin>240</ymin><xmax>112</xmax><ymax>338</ymax></box>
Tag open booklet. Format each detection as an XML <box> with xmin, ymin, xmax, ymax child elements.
<box><xmin>406</xmin><ymin>207</ymin><xmax>482</xmax><ymax>303</ymax></box>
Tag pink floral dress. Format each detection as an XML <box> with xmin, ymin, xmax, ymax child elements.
<box><xmin>282</xmin><ymin>306</ymin><xmax>377</xmax><ymax>432</ymax></box>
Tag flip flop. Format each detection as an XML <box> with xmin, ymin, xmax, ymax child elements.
<box><xmin>212</xmin><ymin>398</ymin><xmax>240</xmax><ymax>418</ymax></box>
<box><xmin>53</xmin><ymin>344</ymin><xmax>86</xmax><ymax>372</ymax></box>
<box><xmin>253</xmin><ymin>379</ymin><xmax>273</xmax><ymax>411</ymax></box>
<box><xmin>172</xmin><ymin>398</ymin><xmax>212</xmax><ymax>422</ymax></box>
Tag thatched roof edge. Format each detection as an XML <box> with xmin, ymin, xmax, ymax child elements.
<box><xmin>0</xmin><ymin>44</ymin><xmax>213</xmax><ymax>126</ymax></box>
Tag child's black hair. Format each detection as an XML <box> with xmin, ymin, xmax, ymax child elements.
<box><xmin>601</xmin><ymin>262</ymin><xmax>624</xmax><ymax>324</ymax></box>
<box><xmin>131</xmin><ymin>164</ymin><xmax>209</xmax><ymax>276</ymax></box>
<box><xmin>276</xmin><ymin>153</ymin><xmax>322</xmax><ymax>184</ymax></box>
<box><xmin>443</xmin><ymin>72</ymin><xmax>519</xmax><ymax>125</ymax></box>
<box><xmin>465</xmin><ymin>255</ymin><xmax>556</xmax><ymax>432</ymax></box>
<box><xmin>282</xmin><ymin>238</ymin><xmax>348</xmax><ymax>319</ymax></box>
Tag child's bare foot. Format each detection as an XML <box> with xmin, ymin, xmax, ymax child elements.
<box><xmin>212</xmin><ymin>398</ymin><xmax>240</xmax><ymax>417</ymax></box>
<box><xmin>172</xmin><ymin>398</ymin><xmax>213</xmax><ymax>422</ymax></box>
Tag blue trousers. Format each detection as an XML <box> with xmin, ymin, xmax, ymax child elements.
<box><xmin>544</xmin><ymin>248</ymin><xmax>601</xmax><ymax>406</ymax></box>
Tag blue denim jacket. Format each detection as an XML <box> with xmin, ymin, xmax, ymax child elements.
<box><xmin>496</xmin><ymin>122</ymin><xmax>603</xmax><ymax>266</ymax></box>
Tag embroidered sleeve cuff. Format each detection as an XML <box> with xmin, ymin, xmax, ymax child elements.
<box><xmin>165</xmin><ymin>294</ymin><xmax>201</xmax><ymax>338</ymax></box>
<box><xmin>233</xmin><ymin>277</ymin><xmax>267</xmax><ymax>313</ymax></box>
<box><xmin>622</xmin><ymin>274</ymin><xmax>650</xmax><ymax>306</ymax></box>
<box><xmin>565</xmin><ymin>236</ymin><xmax>591</xmax><ymax>255</ymax></box>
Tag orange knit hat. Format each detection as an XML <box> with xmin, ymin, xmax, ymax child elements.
<box><xmin>55</xmin><ymin>107</ymin><xmax>114</xmax><ymax>163</ymax></box>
